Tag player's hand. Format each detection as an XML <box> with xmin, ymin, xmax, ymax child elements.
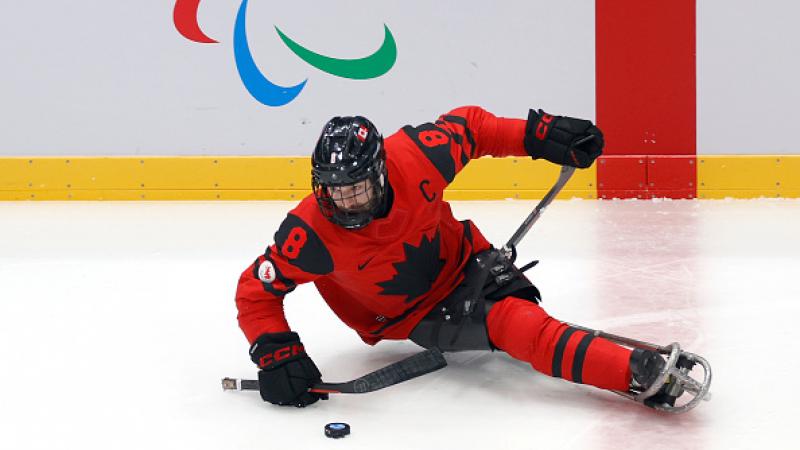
<box><xmin>523</xmin><ymin>109</ymin><xmax>604</xmax><ymax>168</ymax></box>
<box><xmin>249</xmin><ymin>331</ymin><xmax>328</xmax><ymax>407</ymax></box>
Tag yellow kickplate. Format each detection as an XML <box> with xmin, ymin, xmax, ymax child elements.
<box><xmin>2</xmin><ymin>155</ymin><xmax>798</xmax><ymax>200</ymax></box>
<box><xmin>697</xmin><ymin>156</ymin><xmax>800</xmax><ymax>198</ymax></box>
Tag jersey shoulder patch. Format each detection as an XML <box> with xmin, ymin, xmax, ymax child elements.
<box><xmin>274</xmin><ymin>213</ymin><xmax>334</xmax><ymax>275</ymax></box>
<box><xmin>257</xmin><ymin>259</ymin><xmax>277</xmax><ymax>283</ymax></box>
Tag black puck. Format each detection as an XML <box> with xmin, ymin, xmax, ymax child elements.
<box><xmin>324</xmin><ymin>422</ymin><xmax>350</xmax><ymax>439</ymax></box>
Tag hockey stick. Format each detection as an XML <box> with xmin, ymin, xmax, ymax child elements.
<box><xmin>501</xmin><ymin>164</ymin><xmax>577</xmax><ymax>257</ymax></box>
<box><xmin>222</xmin><ymin>347</ymin><xmax>447</xmax><ymax>394</ymax></box>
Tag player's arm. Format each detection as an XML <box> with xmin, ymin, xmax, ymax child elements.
<box><xmin>402</xmin><ymin>106</ymin><xmax>603</xmax><ymax>185</ymax></box>
<box><xmin>436</xmin><ymin>105</ymin><xmax>529</xmax><ymax>160</ymax></box>
<box><xmin>235</xmin><ymin>249</ymin><xmax>304</xmax><ymax>343</ymax></box>
<box><xmin>235</xmin><ymin>212</ymin><xmax>334</xmax><ymax>407</ymax></box>
<box><xmin>442</xmin><ymin>105</ymin><xmax>604</xmax><ymax>167</ymax></box>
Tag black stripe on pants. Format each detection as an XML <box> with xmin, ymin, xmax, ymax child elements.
<box><xmin>571</xmin><ymin>333</ymin><xmax>596</xmax><ymax>384</ymax></box>
<box><xmin>551</xmin><ymin>327</ymin><xmax>578</xmax><ymax>378</ymax></box>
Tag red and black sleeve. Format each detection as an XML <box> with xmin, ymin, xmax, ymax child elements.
<box><xmin>400</xmin><ymin>106</ymin><xmax>530</xmax><ymax>185</ymax></box>
<box><xmin>235</xmin><ymin>212</ymin><xmax>334</xmax><ymax>344</ymax></box>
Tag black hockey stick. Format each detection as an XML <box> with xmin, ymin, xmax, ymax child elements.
<box><xmin>222</xmin><ymin>348</ymin><xmax>447</xmax><ymax>394</ymax></box>
<box><xmin>501</xmin><ymin>163</ymin><xmax>578</xmax><ymax>256</ymax></box>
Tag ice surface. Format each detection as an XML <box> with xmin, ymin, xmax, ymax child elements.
<box><xmin>1</xmin><ymin>199</ymin><xmax>798</xmax><ymax>450</ymax></box>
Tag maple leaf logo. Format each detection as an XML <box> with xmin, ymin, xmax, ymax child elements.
<box><xmin>377</xmin><ymin>229</ymin><xmax>445</xmax><ymax>304</ymax></box>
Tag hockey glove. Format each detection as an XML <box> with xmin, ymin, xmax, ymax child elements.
<box><xmin>249</xmin><ymin>331</ymin><xmax>327</xmax><ymax>407</ymax></box>
<box><xmin>523</xmin><ymin>109</ymin><xmax>604</xmax><ymax>168</ymax></box>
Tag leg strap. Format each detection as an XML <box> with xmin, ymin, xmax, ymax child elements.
<box><xmin>409</xmin><ymin>248</ymin><xmax>540</xmax><ymax>352</ymax></box>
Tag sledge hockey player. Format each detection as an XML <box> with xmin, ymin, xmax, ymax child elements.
<box><xmin>234</xmin><ymin>106</ymin><xmax>711</xmax><ymax>412</ymax></box>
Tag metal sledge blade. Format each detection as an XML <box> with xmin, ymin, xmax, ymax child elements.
<box><xmin>642</xmin><ymin>345</ymin><xmax>712</xmax><ymax>413</ymax></box>
<box><xmin>566</xmin><ymin>324</ymin><xmax>713</xmax><ymax>414</ymax></box>
<box><xmin>618</xmin><ymin>342</ymin><xmax>713</xmax><ymax>413</ymax></box>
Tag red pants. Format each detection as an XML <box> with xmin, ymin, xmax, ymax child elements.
<box><xmin>486</xmin><ymin>296</ymin><xmax>632</xmax><ymax>391</ymax></box>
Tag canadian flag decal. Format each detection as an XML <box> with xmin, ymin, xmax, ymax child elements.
<box><xmin>357</xmin><ymin>125</ymin><xmax>369</xmax><ymax>142</ymax></box>
<box><xmin>258</xmin><ymin>260</ymin><xmax>276</xmax><ymax>283</ymax></box>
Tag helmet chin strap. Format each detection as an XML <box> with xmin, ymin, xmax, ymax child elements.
<box><xmin>374</xmin><ymin>176</ymin><xmax>393</xmax><ymax>220</ymax></box>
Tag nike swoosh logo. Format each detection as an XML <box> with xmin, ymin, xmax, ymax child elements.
<box><xmin>274</xmin><ymin>24</ymin><xmax>397</xmax><ymax>79</ymax></box>
<box><xmin>234</xmin><ymin>0</ymin><xmax>307</xmax><ymax>106</ymax></box>
<box><xmin>358</xmin><ymin>255</ymin><xmax>376</xmax><ymax>271</ymax></box>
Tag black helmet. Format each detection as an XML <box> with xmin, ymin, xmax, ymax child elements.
<box><xmin>311</xmin><ymin>116</ymin><xmax>388</xmax><ymax>229</ymax></box>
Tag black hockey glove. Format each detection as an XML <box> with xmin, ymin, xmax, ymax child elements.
<box><xmin>523</xmin><ymin>109</ymin><xmax>604</xmax><ymax>168</ymax></box>
<box><xmin>249</xmin><ymin>331</ymin><xmax>327</xmax><ymax>407</ymax></box>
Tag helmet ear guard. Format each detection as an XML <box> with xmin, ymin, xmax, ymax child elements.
<box><xmin>311</xmin><ymin>116</ymin><xmax>388</xmax><ymax>229</ymax></box>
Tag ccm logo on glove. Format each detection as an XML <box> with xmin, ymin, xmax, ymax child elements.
<box><xmin>535</xmin><ymin>113</ymin><xmax>554</xmax><ymax>140</ymax></box>
<box><xmin>256</xmin><ymin>343</ymin><xmax>305</xmax><ymax>368</ymax></box>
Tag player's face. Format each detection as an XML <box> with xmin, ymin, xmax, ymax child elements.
<box><xmin>328</xmin><ymin>178</ymin><xmax>376</xmax><ymax>212</ymax></box>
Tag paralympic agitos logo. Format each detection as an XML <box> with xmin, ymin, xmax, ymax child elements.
<box><xmin>173</xmin><ymin>0</ymin><xmax>397</xmax><ymax>107</ymax></box>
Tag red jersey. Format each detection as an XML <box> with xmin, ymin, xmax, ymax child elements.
<box><xmin>236</xmin><ymin>106</ymin><xmax>529</xmax><ymax>345</ymax></box>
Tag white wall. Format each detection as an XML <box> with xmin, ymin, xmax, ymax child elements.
<box><xmin>697</xmin><ymin>0</ymin><xmax>800</xmax><ymax>154</ymax></box>
<box><xmin>0</xmin><ymin>1</ymin><xmax>595</xmax><ymax>156</ymax></box>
